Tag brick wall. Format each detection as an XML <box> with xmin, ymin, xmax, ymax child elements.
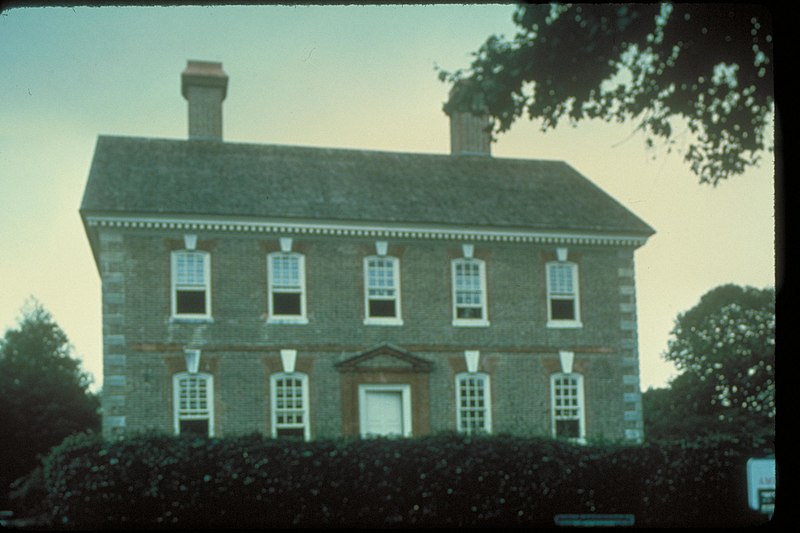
<box><xmin>98</xmin><ymin>229</ymin><xmax>643</xmax><ymax>442</ymax></box>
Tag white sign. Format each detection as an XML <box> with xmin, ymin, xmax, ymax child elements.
<box><xmin>746</xmin><ymin>458</ymin><xmax>776</xmax><ymax>514</ymax></box>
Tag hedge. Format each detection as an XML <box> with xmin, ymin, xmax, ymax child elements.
<box><xmin>42</xmin><ymin>432</ymin><xmax>773</xmax><ymax>529</ymax></box>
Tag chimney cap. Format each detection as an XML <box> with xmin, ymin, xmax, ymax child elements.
<box><xmin>181</xmin><ymin>60</ymin><xmax>228</xmax><ymax>100</ymax></box>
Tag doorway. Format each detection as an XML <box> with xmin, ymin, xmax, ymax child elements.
<box><xmin>358</xmin><ymin>384</ymin><xmax>411</xmax><ymax>437</ymax></box>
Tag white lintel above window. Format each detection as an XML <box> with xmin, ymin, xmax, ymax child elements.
<box><xmin>464</xmin><ymin>350</ymin><xmax>480</xmax><ymax>373</ymax></box>
<box><xmin>184</xmin><ymin>234</ymin><xmax>198</xmax><ymax>250</ymax></box>
<box><xmin>556</xmin><ymin>247</ymin><xmax>568</xmax><ymax>262</ymax></box>
<box><xmin>462</xmin><ymin>244</ymin><xmax>474</xmax><ymax>259</ymax></box>
<box><xmin>558</xmin><ymin>350</ymin><xmax>575</xmax><ymax>374</ymax></box>
<box><xmin>184</xmin><ymin>348</ymin><xmax>201</xmax><ymax>374</ymax></box>
<box><xmin>280</xmin><ymin>237</ymin><xmax>293</xmax><ymax>252</ymax></box>
<box><xmin>280</xmin><ymin>349</ymin><xmax>298</xmax><ymax>373</ymax></box>
<box><xmin>375</xmin><ymin>241</ymin><xmax>388</xmax><ymax>256</ymax></box>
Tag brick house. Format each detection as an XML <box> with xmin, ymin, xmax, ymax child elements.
<box><xmin>81</xmin><ymin>61</ymin><xmax>654</xmax><ymax>443</ymax></box>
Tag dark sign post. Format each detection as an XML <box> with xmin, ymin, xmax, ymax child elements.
<box><xmin>747</xmin><ymin>458</ymin><xmax>776</xmax><ymax>519</ymax></box>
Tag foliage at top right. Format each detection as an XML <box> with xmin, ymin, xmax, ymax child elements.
<box><xmin>440</xmin><ymin>3</ymin><xmax>773</xmax><ymax>186</ymax></box>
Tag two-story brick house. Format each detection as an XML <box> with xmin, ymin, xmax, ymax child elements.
<box><xmin>81</xmin><ymin>61</ymin><xmax>654</xmax><ymax>443</ymax></box>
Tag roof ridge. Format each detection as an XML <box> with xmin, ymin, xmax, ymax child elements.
<box><xmin>95</xmin><ymin>134</ymin><xmax>568</xmax><ymax>165</ymax></box>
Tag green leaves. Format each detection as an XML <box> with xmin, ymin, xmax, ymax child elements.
<box><xmin>439</xmin><ymin>3</ymin><xmax>774</xmax><ymax>185</ymax></box>
<box><xmin>42</xmin><ymin>433</ymin><xmax>771</xmax><ymax>528</ymax></box>
<box><xmin>644</xmin><ymin>284</ymin><xmax>774</xmax><ymax>444</ymax></box>
<box><xmin>0</xmin><ymin>300</ymin><xmax>100</xmax><ymax>509</ymax></box>
<box><xmin>665</xmin><ymin>284</ymin><xmax>775</xmax><ymax>425</ymax></box>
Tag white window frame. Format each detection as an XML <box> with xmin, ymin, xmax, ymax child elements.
<box><xmin>546</xmin><ymin>261</ymin><xmax>582</xmax><ymax>328</ymax></box>
<box><xmin>550</xmin><ymin>372</ymin><xmax>586</xmax><ymax>443</ymax></box>
<box><xmin>270</xmin><ymin>372</ymin><xmax>310</xmax><ymax>440</ymax></box>
<box><xmin>171</xmin><ymin>250</ymin><xmax>212</xmax><ymax>320</ymax></box>
<box><xmin>451</xmin><ymin>258</ymin><xmax>489</xmax><ymax>327</ymax></box>
<box><xmin>455</xmin><ymin>372</ymin><xmax>492</xmax><ymax>434</ymax></box>
<box><xmin>267</xmin><ymin>251</ymin><xmax>308</xmax><ymax>324</ymax></box>
<box><xmin>358</xmin><ymin>383</ymin><xmax>412</xmax><ymax>438</ymax></box>
<box><xmin>173</xmin><ymin>372</ymin><xmax>214</xmax><ymax>436</ymax></box>
<box><xmin>363</xmin><ymin>255</ymin><xmax>403</xmax><ymax>325</ymax></box>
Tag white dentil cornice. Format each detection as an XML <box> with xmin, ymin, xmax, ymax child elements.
<box><xmin>83</xmin><ymin>213</ymin><xmax>650</xmax><ymax>247</ymax></box>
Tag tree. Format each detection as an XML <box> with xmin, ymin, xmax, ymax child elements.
<box><xmin>643</xmin><ymin>373</ymin><xmax>734</xmax><ymax>441</ymax></box>
<box><xmin>438</xmin><ymin>3</ymin><xmax>774</xmax><ymax>185</ymax></box>
<box><xmin>644</xmin><ymin>284</ymin><xmax>775</xmax><ymax>441</ymax></box>
<box><xmin>664</xmin><ymin>284</ymin><xmax>775</xmax><ymax>423</ymax></box>
<box><xmin>0</xmin><ymin>299</ymin><xmax>100</xmax><ymax>508</ymax></box>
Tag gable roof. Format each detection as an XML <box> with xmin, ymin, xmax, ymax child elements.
<box><xmin>80</xmin><ymin>135</ymin><xmax>654</xmax><ymax>237</ymax></box>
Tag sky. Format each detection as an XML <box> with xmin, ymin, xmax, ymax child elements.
<box><xmin>0</xmin><ymin>4</ymin><xmax>775</xmax><ymax>393</ymax></box>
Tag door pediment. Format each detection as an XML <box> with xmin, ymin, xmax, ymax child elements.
<box><xmin>335</xmin><ymin>342</ymin><xmax>433</xmax><ymax>374</ymax></box>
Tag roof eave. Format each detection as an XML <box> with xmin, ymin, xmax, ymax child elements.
<box><xmin>81</xmin><ymin>210</ymin><xmax>654</xmax><ymax>248</ymax></box>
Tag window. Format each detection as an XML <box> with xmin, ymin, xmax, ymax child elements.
<box><xmin>271</xmin><ymin>372</ymin><xmax>310</xmax><ymax>439</ymax></box>
<box><xmin>364</xmin><ymin>256</ymin><xmax>402</xmax><ymax>324</ymax></box>
<box><xmin>267</xmin><ymin>252</ymin><xmax>307</xmax><ymax>323</ymax></box>
<box><xmin>452</xmin><ymin>258</ymin><xmax>488</xmax><ymax>326</ymax></box>
<box><xmin>173</xmin><ymin>372</ymin><xmax>214</xmax><ymax>436</ymax></box>
<box><xmin>456</xmin><ymin>372</ymin><xmax>491</xmax><ymax>434</ymax></box>
<box><xmin>551</xmin><ymin>373</ymin><xmax>585</xmax><ymax>442</ymax></box>
<box><xmin>172</xmin><ymin>250</ymin><xmax>211</xmax><ymax>319</ymax></box>
<box><xmin>546</xmin><ymin>261</ymin><xmax>581</xmax><ymax>327</ymax></box>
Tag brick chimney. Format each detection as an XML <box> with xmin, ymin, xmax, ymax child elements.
<box><xmin>449</xmin><ymin>111</ymin><xmax>492</xmax><ymax>156</ymax></box>
<box><xmin>447</xmin><ymin>82</ymin><xmax>492</xmax><ymax>156</ymax></box>
<box><xmin>181</xmin><ymin>60</ymin><xmax>228</xmax><ymax>141</ymax></box>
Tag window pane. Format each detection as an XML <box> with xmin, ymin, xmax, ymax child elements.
<box><xmin>456</xmin><ymin>291</ymin><xmax>481</xmax><ymax>305</ymax></box>
<box><xmin>176</xmin><ymin>373</ymin><xmax>212</xmax><ymax>436</ymax></box>
<box><xmin>369</xmin><ymin>299</ymin><xmax>396</xmax><ymax>318</ymax></box>
<box><xmin>368</xmin><ymin>287</ymin><xmax>396</xmax><ymax>298</ymax></box>
<box><xmin>454</xmin><ymin>260</ymin><xmax>484</xmax><ymax>320</ymax></box>
<box><xmin>553</xmin><ymin>374</ymin><xmax>581</xmax><ymax>439</ymax></box>
<box><xmin>367</xmin><ymin>258</ymin><xmax>395</xmax><ymax>289</ymax></box>
<box><xmin>176</xmin><ymin>253</ymin><xmax>206</xmax><ymax>286</ymax></box>
<box><xmin>179</xmin><ymin>419</ymin><xmax>210</xmax><ymax>437</ymax></box>
<box><xmin>548</xmin><ymin>264</ymin><xmax>575</xmax><ymax>295</ymax></box>
<box><xmin>178</xmin><ymin>376</ymin><xmax>210</xmax><ymax>415</ymax></box>
<box><xmin>366</xmin><ymin>257</ymin><xmax>399</xmax><ymax>319</ymax></box>
<box><xmin>457</xmin><ymin>306</ymin><xmax>483</xmax><ymax>319</ymax></box>
<box><xmin>271</xmin><ymin>255</ymin><xmax>301</xmax><ymax>288</ymax></box>
<box><xmin>276</xmin><ymin>427</ymin><xmax>305</xmax><ymax>439</ymax></box>
<box><xmin>273</xmin><ymin>375</ymin><xmax>307</xmax><ymax>438</ymax></box>
<box><xmin>176</xmin><ymin>290</ymin><xmax>207</xmax><ymax>314</ymax></box>
<box><xmin>273</xmin><ymin>292</ymin><xmax>302</xmax><ymax>315</ymax></box>
<box><xmin>457</xmin><ymin>375</ymin><xmax>488</xmax><ymax>434</ymax></box>
<box><xmin>550</xmin><ymin>298</ymin><xmax>575</xmax><ymax>320</ymax></box>
<box><xmin>555</xmin><ymin>419</ymin><xmax>580</xmax><ymax>439</ymax></box>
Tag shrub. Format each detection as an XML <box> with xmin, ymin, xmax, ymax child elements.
<box><xmin>42</xmin><ymin>432</ymin><xmax>773</xmax><ymax>529</ymax></box>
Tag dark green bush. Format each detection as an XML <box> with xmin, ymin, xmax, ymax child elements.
<box><xmin>635</xmin><ymin>433</ymin><xmax>774</xmax><ymax>527</ymax></box>
<box><xmin>42</xmin><ymin>432</ymin><xmax>773</xmax><ymax>529</ymax></box>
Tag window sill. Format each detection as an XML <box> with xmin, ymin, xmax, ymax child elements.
<box><xmin>170</xmin><ymin>316</ymin><xmax>214</xmax><ymax>324</ymax></box>
<box><xmin>547</xmin><ymin>320</ymin><xmax>583</xmax><ymax>329</ymax></box>
<box><xmin>452</xmin><ymin>319</ymin><xmax>490</xmax><ymax>327</ymax></box>
<box><xmin>363</xmin><ymin>317</ymin><xmax>404</xmax><ymax>326</ymax></box>
<box><xmin>267</xmin><ymin>316</ymin><xmax>309</xmax><ymax>325</ymax></box>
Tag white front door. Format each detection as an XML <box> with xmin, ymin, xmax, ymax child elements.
<box><xmin>359</xmin><ymin>384</ymin><xmax>411</xmax><ymax>437</ymax></box>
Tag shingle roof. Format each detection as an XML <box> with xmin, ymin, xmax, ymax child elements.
<box><xmin>80</xmin><ymin>135</ymin><xmax>654</xmax><ymax>236</ymax></box>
